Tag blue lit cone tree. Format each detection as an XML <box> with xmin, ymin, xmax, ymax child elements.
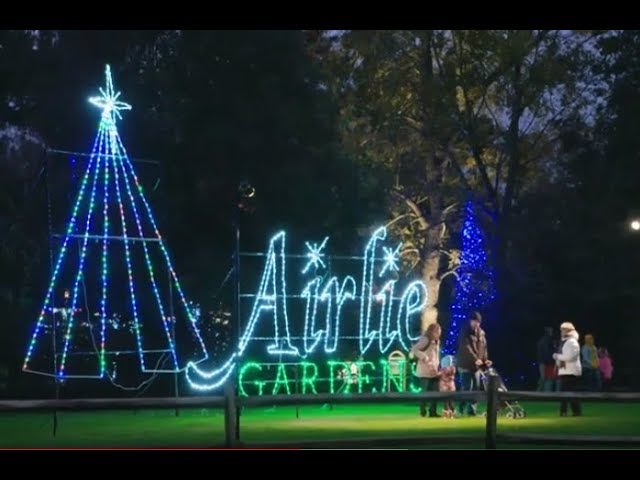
<box><xmin>442</xmin><ymin>200</ymin><xmax>496</xmax><ymax>355</ymax></box>
<box><xmin>22</xmin><ymin>66</ymin><xmax>208</xmax><ymax>384</ymax></box>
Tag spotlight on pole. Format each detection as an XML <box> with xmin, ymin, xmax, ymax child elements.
<box><xmin>238</xmin><ymin>181</ymin><xmax>255</xmax><ymax>199</ymax></box>
<box><xmin>630</xmin><ymin>219</ymin><xmax>640</xmax><ymax>231</ymax></box>
<box><xmin>237</xmin><ymin>180</ymin><xmax>256</xmax><ymax>214</ymax></box>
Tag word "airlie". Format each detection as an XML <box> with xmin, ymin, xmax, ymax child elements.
<box><xmin>186</xmin><ymin>227</ymin><xmax>428</xmax><ymax>391</ymax></box>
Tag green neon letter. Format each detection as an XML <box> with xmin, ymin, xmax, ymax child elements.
<box><xmin>300</xmin><ymin>361</ymin><xmax>318</xmax><ymax>394</ymax></box>
<box><xmin>328</xmin><ymin>361</ymin><xmax>351</xmax><ymax>394</ymax></box>
<box><xmin>239</xmin><ymin>362</ymin><xmax>266</xmax><ymax>396</ymax></box>
<box><xmin>272</xmin><ymin>363</ymin><xmax>291</xmax><ymax>395</ymax></box>
<box><xmin>356</xmin><ymin>361</ymin><xmax>375</xmax><ymax>393</ymax></box>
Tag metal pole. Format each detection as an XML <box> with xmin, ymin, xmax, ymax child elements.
<box><xmin>485</xmin><ymin>373</ymin><xmax>499</xmax><ymax>450</ymax></box>
<box><xmin>169</xmin><ymin>271</ymin><xmax>179</xmax><ymax>417</ymax></box>
<box><xmin>45</xmin><ymin>150</ymin><xmax>60</xmax><ymax>437</ymax></box>
<box><xmin>233</xmin><ymin>197</ymin><xmax>242</xmax><ymax>442</ymax></box>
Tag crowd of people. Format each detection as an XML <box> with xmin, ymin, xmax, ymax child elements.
<box><xmin>411</xmin><ymin>313</ymin><xmax>613</xmax><ymax>418</ymax></box>
<box><xmin>536</xmin><ymin>326</ymin><xmax>613</xmax><ymax>395</ymax></box>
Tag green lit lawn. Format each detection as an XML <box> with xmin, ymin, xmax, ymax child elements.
<box><xmin>1</xmin><ymin>402</ymin><xmax>639</xmax><ymax>448</ymax></box>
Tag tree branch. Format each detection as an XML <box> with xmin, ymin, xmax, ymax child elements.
<box><xmin>391</xmin><ymin>189</ymin><xmax>430</xmax><ymax>230</ymax></box>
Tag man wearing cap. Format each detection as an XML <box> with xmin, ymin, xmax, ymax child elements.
<box><xmin>553</xmin><ymin>322</ymin><xmax>583</xmax><ymax>416</ymax></box>
<box><xmin>456</xmin><ymin>311</ymin><xmax>491</xmax><ymax>416</ymax></box>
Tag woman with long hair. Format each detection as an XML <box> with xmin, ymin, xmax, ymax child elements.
<box><xmin>411</xmin><ymin>322</ymin><xmax>442</xmax><ymax>417</ymax></box>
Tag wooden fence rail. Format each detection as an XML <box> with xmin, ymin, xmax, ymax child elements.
<box><xmin>2</xmin><ymin>373</ymin><xmax>640</xmax><ymax>449</ymax></box>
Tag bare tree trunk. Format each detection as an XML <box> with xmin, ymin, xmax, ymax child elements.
<box><xmin>420</xmin><ymin>226</ymin><xmax>443</xmax><ymax>332</ymax></box>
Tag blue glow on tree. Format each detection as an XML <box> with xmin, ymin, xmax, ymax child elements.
<box><xmin>443</xmin><ymin>200</ymin><xmax>496</xmax><ymax>355</ymax></box>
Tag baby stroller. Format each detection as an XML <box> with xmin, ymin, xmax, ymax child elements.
<box><xmin>478</xmin><ymin>367</ymin><xmax>526</xmax><ymax>419</ymax></box>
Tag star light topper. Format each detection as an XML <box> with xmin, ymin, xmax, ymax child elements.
<box><xmin>301</xmin><ymin>237</ymin><xmax>329</xmax><ymax>274</ymax></box>
<box><xmin>88</xmin><ymin>64</ymin><xmax>132</xmax><ymax>123</ymax></box>
<box><xmin>379</xmin><ymin>243</ymin><xmax>402</xmax><ymax>277</ymax></box>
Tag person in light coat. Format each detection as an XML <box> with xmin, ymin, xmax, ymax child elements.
<box><xmin>552</xmin><ymin>322</ymin><xmax>583</xmax><ymax>417</ymax></box>
<box><xmin>411</xmin><ymin>322</ymin><xmax>442</xmax><ymax>417</ymax></box>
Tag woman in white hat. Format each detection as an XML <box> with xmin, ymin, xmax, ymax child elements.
<box><xmin>552</xmin><ymin>322</ymin><xmax>582</xmax><ymax>416</ymax></box>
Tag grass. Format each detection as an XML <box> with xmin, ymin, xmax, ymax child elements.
<box><xmin>1</xmin><ymin>402</ymin><xmax>640</xmax><ymax>448</ymax></box>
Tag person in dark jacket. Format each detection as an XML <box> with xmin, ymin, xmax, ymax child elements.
<box><xmin>536</xmin><ymin>327</ymin><xmax>558</xmax><ymax>391</ymax></box>
<box><xmin>456</xmin><ymin>311</ymin><xmax>491</xmax><ymax>416</ymax></box>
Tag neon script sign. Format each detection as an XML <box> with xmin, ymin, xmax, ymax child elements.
<box><xmin>237</xmin><ymin>359</ymin><xmax>420</xmax><ymax>396</ymax></box>
<box><xmin>186</xmin><ymin>227</ymin><xmax>428</xmax><ymax>391</ymax></box>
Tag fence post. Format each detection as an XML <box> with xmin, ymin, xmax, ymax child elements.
<box><xmin>224</xmin><ymin>383</ymin><xmax>238</xmax><ymax>447</ymax></box>
<box><xmin>485</xmin><ymin>373</ymin><xmax>498</xmax><ymax>450</ymax></box>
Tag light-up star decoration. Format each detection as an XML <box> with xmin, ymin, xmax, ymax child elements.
<box><xmin>301</xmin><ymin>237</ymin><xmax>329</xmax><ymax>274</ymax></box>
<box><xmin>88</xmin><ymin>65</ymin><xmax>132</xmax><ymax>123</ymax></box>
<box><xmin>379</xmin><ymin>243</ymin><xmax>402</xmax><ymax>277</ymax></box>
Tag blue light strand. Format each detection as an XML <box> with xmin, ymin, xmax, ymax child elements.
<box><xmin>234</xmin><ymin>231</ymin><xmax>299</xmax><ymax>357</ymax></box>
<box><xmin>186</xmin><ymin>353</ymin><xmax>238</xmax><ymax>391</ymax></box>
<box><xmin>398</xmin><ymin>280</ymin><xmax>428</xmax><ymax>350</ymax></box>
<box><xmin>116</xmin><ymin>134</ymin><xmax>208</xmax><ymax>366</ymax></box>
<box><xmin>320</xmin><ymin>276</ymin><xmax>356</xmax><ymax>354</ymax></box>
<box><xmin>23</xmin><ymin>148</ymin><xmax>99</xmax><ymax>372</ymax></box>
<box><xmin>379</xmin><ymin>243</ymin><xmax>402</xmax><ymax>277</ymax></box>
<box><xmin>110</xmin><ymin>132</ymin><xmax>147</xmax><ymax>372</ymax></box>
<box><xmin>99</xmin><ymin>129</ymin><xmax>111</xmax><ymax>376</ymax></box>
<box><xmin>115</xmin><ymin>153</ymin><xmax>178</xmax><ymax>371</ymax></box>
<box><xmin>301</xmin><ymin>237</ymin><xmax>329</xmax><ymax>274</ymax></box>
<box><xmin>58</xmin><ymin>129</ymin><xmax>106</xmax><ymax>376</ymax></box>
<box><xmin>359</xmin><ymin>227</ymin><xmax>386</xmax><ymax>354</ymax></box>
<box><xmin>301</xmin><ymin>277</ymin><xmax>323</xmax><ymax>354</ymax></box>
<box><xmin>377</xmin><ymin>280</ymin><xmax>397</xmax><ymax>353</ymax></box>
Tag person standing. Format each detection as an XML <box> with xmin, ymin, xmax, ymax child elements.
<box><xmin>581</xmin><ymin>334</ymin><xmax>601</xmax><ymax>392</ymax></box>
<box><xmin>439</xmin><ymin>359</ymin><xmax>457</xmax><ymax>419</ymax></box>
<box><xmin>598</xmin><ymin>348</ymin><xmax>613</xmax><ymax>391</ymax></box>
<box><xmin>553</xmin><ymin>322</ymin><xmax>582</xmax><ymax>417</ymax></box>
<box><xmin>411</xmin><ymin>322</ymin><xmax>442</xmax><ymax>417</ymax></box>
<box><xmin>456</xmin><ymin>312</ymin><xmax>491</xmax><ymax>417</ymax></box>
<box><xmin>536</xmin><ymin>326</ymin><xmax>558</xmax><ymax>391</ymax></box>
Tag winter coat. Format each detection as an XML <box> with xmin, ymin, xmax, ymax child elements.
<box><xmin>456</xmin><ymin>326</ymin><xmax>489</xmax><ymax>371</ymax></box>
<box><xmin>439</xmin><ymin>366</ymin><xmax>456</xmax><ymax>392</ymax></box>
<box><xmin>554</xmin><ymin>330</ymin><xmax>582</xmax><ymax>377</ymax></box>
<box><xmin>411</xmin><ymin>336</ymin><xmax>440</xmax><ymax>378</ymax></box>
<box><xmin>599</xmin><ymin>355</ymin><xmax>613</xmax><ymax>381</ymax></box>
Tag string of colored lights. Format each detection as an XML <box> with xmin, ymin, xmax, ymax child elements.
<box><xmin>23</xmin><ymin>144</ymin><xmax>99</xmax><ymax>373</ymax></box>
<box><xmin>58</xmin><ymin>128</ymin><xmax>105</xmax><ymax>377</ymax></box>
<box><xmin>99</xmin><ymin>127</ymin><xmax>110</xmax><ymax>375</ymax></box>
<box><xmin>115</xmin><ymin>151</ymin><xmax>177</xmax><ymax>372</ymax></box>
<box><xmin>24</xmin><ymin>64</ymin><xmax>207</xmax><ymax>378</ymax></box>
<box><xmin>117</xmin><ymin>134</ymin><xmax>209</xmax><ymax>366</ymax></box>
<box><xmin>110</xmin><ymin>129</ymin><xmax>147</xmax><ymax>372</ymax></box>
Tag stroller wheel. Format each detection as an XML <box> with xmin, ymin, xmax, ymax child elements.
<box><xmin>506</xmin><ymin>411</ymin><xmax>514</xmax><ymax>419</ymax></box>
<box><xmin>517</xmin><ymin>411</ymin><xmax>526</xmax><ymax>419</ymax></box>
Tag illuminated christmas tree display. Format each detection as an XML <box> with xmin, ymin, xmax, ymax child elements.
<box><xmin>443</xmin><ymin>200</ymin><xmax>496</xmax><ymax>355</ymax></box>
<box><xmin>22</xmin><ymin>65</ymin><xmax>208</xmax><ymax>384</ymax></box>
